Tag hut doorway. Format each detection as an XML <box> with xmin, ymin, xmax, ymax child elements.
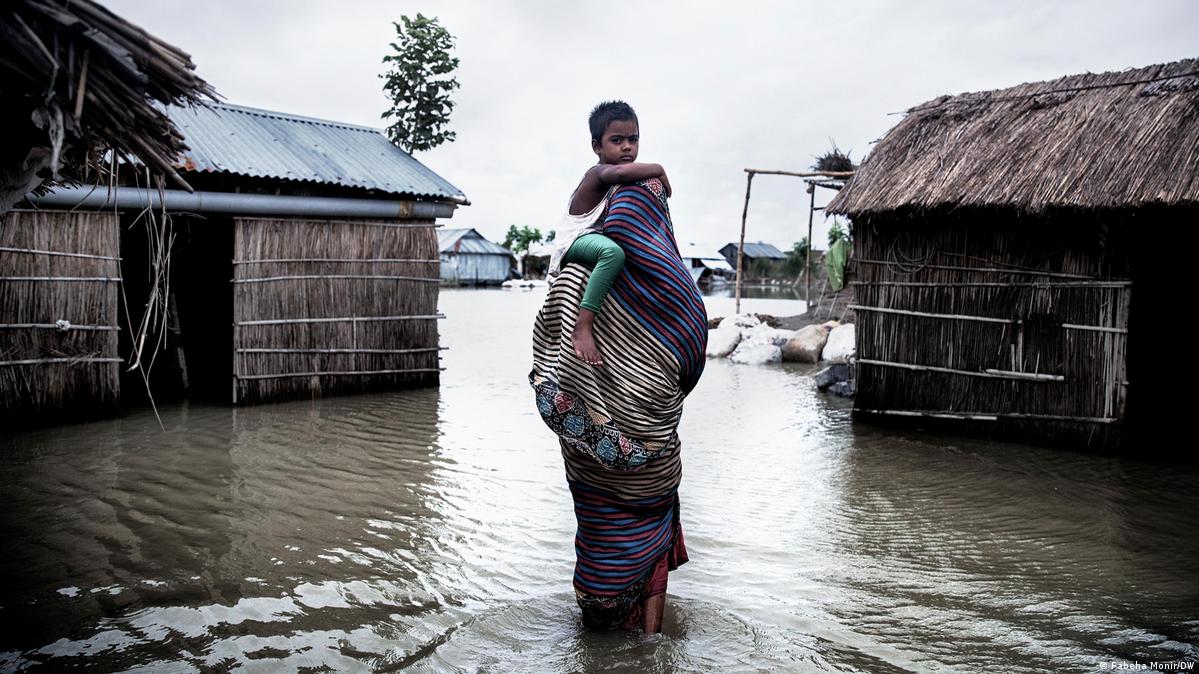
<box><xmin>118</xmin><ymin>212</ymin><xmax>234</xmax><ymax>404</ymax></box>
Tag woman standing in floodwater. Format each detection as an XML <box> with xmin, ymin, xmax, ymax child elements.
<box><xmin>529</xmin><ymin>101</ymin><xmax>708</xmax><ymax>633</ymax></box>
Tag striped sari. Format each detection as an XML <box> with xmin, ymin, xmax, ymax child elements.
<box><xmin>530</xmin><ymin>178</ymin><xmax>707</xmax><ymax>629</ymax></box>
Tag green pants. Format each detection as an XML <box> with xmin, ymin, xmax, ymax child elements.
<box><xmin>563</xmin><ymin>233</ymin><xmax>625</xmax><ymax>313</ymax></box>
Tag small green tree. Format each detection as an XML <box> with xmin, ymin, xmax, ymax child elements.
<box><xmin>783</xmin><ymin>237</ymin><xmax>810</xmax><ymax>276</ymax></box>
<box><xmin>502</xmin><ymin>225</ymin><xmax>543</xmax><ymax>257</ymax></box>
<box><xmin>380</xmin><ymin>14</ymin><xmax>460</xmax><ymax>153</ymax></box>
<box><xmin>502</xmin><ymin>225</ymin><xmax>544</xmax><ymax>277</ymax></box>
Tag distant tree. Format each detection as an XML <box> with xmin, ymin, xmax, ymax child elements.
<box><xmin>545</xmin><ymin>230</ymin><xmax>556</xmax><ymax>243</ymax></box>
<box><xmin>750</xmin><ymin>258</ymin><xmax>784</xmax><ymax>280</ymax></box>
<box><xmin>503</xmin><ymin>225</ymin><xmax>545</xmax><ymax>277</ymax></box>
<box><xmin>380</xmin><ymin>14</ymin><xmax>460</xmax><ymax>153</ymax></box>
<box><xmin>502</xmin><ymin>225</ymin><xmax>543</xmax><ymax>257</ymax></box>
<box><xmin>783</xmin><ymin>237</ymin><xmax>811</xmax><ymax>276</ymax></box>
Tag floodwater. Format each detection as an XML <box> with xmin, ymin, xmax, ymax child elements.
<box><xmin>1</xmin><ymin>288</ymin><xmax>1196</xmax><ymax>673</ymax></box>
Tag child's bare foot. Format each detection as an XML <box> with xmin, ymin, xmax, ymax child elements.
<box><xmin>572</xmin><ymin>309</ymin><xmax>603</xmax><ymax>366</ymax></box>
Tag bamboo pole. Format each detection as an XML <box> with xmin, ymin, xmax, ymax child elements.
<box><xmin>982</xmin><ymin>369</ymin><xmax>1065</xmax><ymax>382</ymax></box>
<box><xmin>856</xmin><ymin>409</ymin><xmax>1117</xmax><ymax>424</ymax></box>
<box><xmin>851</xmin><ymin>281</ymin><xmax>1130</xmax><ymax>288</ymax></box>
<box><xmin>0</xmin><ymin>323</ymin><xmax>117</xmax><ymax>331</ymax></box>
<box><xmin>814</xmin><ymin>271</ymin><xmax>829</xmax><ymax>317</ymax></box>
<box><xmin>167</xmin><ymin>291</ymin><xmax>188</xmax><ymax>391</ymax></box>
<box><xmin>0</xmin><ymin>276</ymin><xmax>122</xmax><ymax>282</ymax></box>
<box><xmin>232</xmin><ymin>323</ymin><xmax>239</xmax><ymax>405</ymax></box>
<box><xmin>0</xmin><ymin>246</ymin><xmax>120</xmax><ymax>261</ymax></box>
<box><xmin>857</xmin><ymin>358</ymin><xmax>1063</xmax><ymax>381</ymax></box>
<box><xmin>735</xmin><ymin>172</ymin><xmax>753</xmax><ymax>314</ymax></box>
<box><xmin>744</xmin><ymin>169</ymin><xmax>855</xmax><ymax>178</ymax></box>
<box><xmin>1062</xmin><ymin>323</ymin><xmax>1128</xmax><ymax>335</ymax></box>
<box><xmin>73</xmin><ymin>46</ymin><xmax>89</xmax><ymax>123</ymax></box>
<box><xmin>806</xmin><ymin>184</ymin><xmax>815</xmax><ymax>312</ymax></box>
<box><xmin>238</xmin><ymin>367</ymin><xmax>444</xmax><ymax>381</ymax></box>
<box><xmin>0</xmin><ymin>357</ymin><xmax>122</xmax><ymax>367</ymax></box>
<box><xmin>236</xmin><ymin>347</ymin><xmax>447</xmax><ymax>355</ymax></box>
<box><xmin>233</xmin><ymin>258</ymin><xmax>440</xmax><ymax>265</ymax></box>
<box><xmin>855</xmin><ymin>258</ymin><xmax>1104</xmax><ymax>280</ymax></box>
<box><xmin>236</xmin><ymin>314</ymin><xmax>444</xmax><ymax>327</ymax></box>
<box><xmin>234</xmin><ymin>216</ymin><xmax>440</xmax><ymax>229</ymax></box>
<box><xmin>231</xmin><ymin>275</ymin><xmax>440</xmax><ymax>284</ymax></box>
<box><xmin>351</xmin><ymin>317</ymin><xmax>358</xmax><ymax>373</ymax></box>
<box><xmin>850</xmin><ymin>304</ymin><xmax>1016</xmax><ymax>324</ymax></box>
<box><xmin>853</xmin><ymin>304</ymin><xmax>1122</xmax><ymax>338</ymax></box>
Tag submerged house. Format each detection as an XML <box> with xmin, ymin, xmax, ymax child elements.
<box><xmin>14</xmin><ymin>101</ymin><xmax>466</xmax><ymax>410</ymax></box>
<box><xmin>720</xmin><ymin>241</ymin><xmax>787</xmax><ymax>277</ymax></box>
<box><xmin>438</xmin><ymin>228</ymin><xmax>513</xmax><ymax>285</ymax></box>
<box><xmin>827</xmin><ymin>58</ymin><xmax>1198</xmax><ymax>451</ymax></box>
<box><xmin>680</xmin><ymin>243</ymin><xmax>734</xmax><ymax>286</ymax></box>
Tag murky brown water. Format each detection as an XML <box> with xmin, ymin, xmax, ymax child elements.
<box><xmin>1</xmin><ymin>288</ymin><xmax>1197</xmax><ymax>672</ymax></box>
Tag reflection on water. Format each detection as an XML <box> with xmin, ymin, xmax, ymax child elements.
<box><xmin>0</xmin><ymin>288</ymin><xmax>1196</xmax><ymax>672</ymax></box>
<box><xmin>701</xmin><ymin>283</ymin><xmax>807</xmax><ymax>319</ymax></box>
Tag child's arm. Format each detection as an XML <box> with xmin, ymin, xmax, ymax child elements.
<box><xmin>593</xmin><ymin>162</ymin><xmax>666</xmax><ymax>186</ymax></box>
<box><xmin>570</xmin><ymin>163</ymin><xmax>671</xmax><ymax>215</ymax></box>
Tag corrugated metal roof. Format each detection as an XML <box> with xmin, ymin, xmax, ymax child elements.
<box><xmin>701</xmin><ymin>258</ymin><xmax>734</xmax><ymax>271</ymax></box>
<box><xmin>722</xmin><ymin>242</ymin><xmax>787</xmax><ymax>259</ymax></box>
<box><xmin>439</xmin><ymin>228</ymin><xmax>512</xmax><ymax>256</ymax></box>
<box><xmin>167</xmin><ymin>102</ymin><xmax>466</xmax><ymax>201</ymax></box>
<box><xmin>744</xmin><ymin>242</ymin><xmax>786</xmax><ymax>259</ymax></box>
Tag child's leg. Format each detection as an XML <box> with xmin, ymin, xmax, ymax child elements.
<box><xmin>563</xmin><ymin>234</ymin><xmax>625</xmax><ymax>365</ymax></box>
<box><xmin>565</xmin><ymin>234</ymin><xmax>625</xmax><ymax>314</ymax></box>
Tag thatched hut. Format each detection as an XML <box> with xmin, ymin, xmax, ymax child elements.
<box><xmin>827</xmin><ymin>58</ymin><xmax>1199</xmax><ymax>451</ymax></box>
<box><xmin>19</xmin><ymin>102</ymin><xmax>467</xmax><ymax>409</ymax></box>
<box><xmin>1</xmin><ymin>0</ymin><xmax>213</xmax><ymax>422</ymax></box>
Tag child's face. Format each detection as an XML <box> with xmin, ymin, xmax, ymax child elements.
<box><xmin>592</xmin><ymin>119</ymin><xmax>639</xmax><ymax>165</ymax></box>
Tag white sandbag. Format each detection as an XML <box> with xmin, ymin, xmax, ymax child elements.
<box><xmin>729</xmin><ymin>340</ymin><xmax>782</xmax><ymax>365</ymax></box>
<box><xmin>742</xmin><ymin>323</ymin><xmax>795</xmax><ymax>347</ymax></box>
<box><xmin>781</xmin><ymin>324</ymin><xmax>830</xmax><ymax>363</ymax></box>
<box><xmin>822</xmin><ymin>324</ymin><xmax>856</xmax><ymax>363</ymax></box>
<box><xmin>706</xmin><ymin>325</ymin><xmax>742</xmax><ymax>358</ymax></box>
<box><xmin>729</xmin><ymin>313</ymin><xmax>761</xmax><ymax>329</ymax></box>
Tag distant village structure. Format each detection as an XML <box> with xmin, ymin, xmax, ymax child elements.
<box><xmin>720</xmin><ymin>241</ymin><xmax>787</xmax><ymax>278</ymax></box>
<box><xmin>438</xmin><ymin>228</ymin><xmax>514</xmax><ymax>285</ymax></box>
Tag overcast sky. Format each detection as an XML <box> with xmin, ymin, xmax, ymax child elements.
<box><xmin>107</xmin><ymin>0</ymin><xmax>1197</xmax><ymax>252</ymax></box>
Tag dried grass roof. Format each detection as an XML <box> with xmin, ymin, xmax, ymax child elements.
<box><xmin>0</xmin><ymin>0</ymin><xmax>217</xmax><ymax>190</ymax></box>
<box><xmin>829</xmin><ymin>58</ymin><xmax>1199</xmax><ymax>215</ymax></box>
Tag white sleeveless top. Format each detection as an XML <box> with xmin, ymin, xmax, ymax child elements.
<box><xmin>547</xmin><ymin>186</ymin><xmax>615</xmax><ymax>277</ymax></box>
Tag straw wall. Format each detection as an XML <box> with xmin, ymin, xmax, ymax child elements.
<box><xmin>0</xmin><ymin>209</ymin><xmax>120</xmax><ymax>416</ymax></box>
<box><xmin>851</xmin><ymin>208</ymin><xmax>1132</xmax><ymax>449</ymax></box>
<box><xmin>232</xmin><ymin>216</ymin><xmax>441</xmax><ymax>405</ymax></box>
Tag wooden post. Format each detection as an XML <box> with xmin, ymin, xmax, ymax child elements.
<box><xmin>806</xmin><ymin>183</ymin><xmax>815</xmax><ymax>314</ymax></box>
<box><xmin>231</xmin><ymin>323</ymin><xmax>239</xmax><ymax>405</ymax></box>
<box><xmin>736</xmin><ymin>172</ymin><xmax>754</xmax><ymax>315</ymax></box>
<box><xmin>167</xmin><ymin>291</ymin><xmax>189</xmax><ymax>391</ymax></box>
<box><xmin>351</xmin><ymin>318</ymin><xmax>359</xmax><ymax>374</ymax></box>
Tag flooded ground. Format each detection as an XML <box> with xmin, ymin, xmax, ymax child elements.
<box><xmin>1</xmin><ymin>288</ymin><xmax>1196</xmax><ymax>672</ymax></box>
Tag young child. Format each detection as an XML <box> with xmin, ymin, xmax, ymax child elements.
<box><xmin>549</xmin><ymin>101</ymin><xmax>671</xmax><ymax>366</ymax></box>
